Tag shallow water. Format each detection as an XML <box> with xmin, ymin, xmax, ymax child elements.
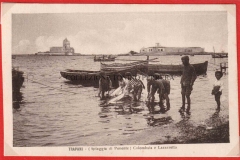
<box><xmin>12</xmin><ymin>55</ymin><xmax>228</xmax><ymax>146</ymax></box>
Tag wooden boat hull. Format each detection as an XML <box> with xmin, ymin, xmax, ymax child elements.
<box><xmin>101</xmin><ymin>60</ymin><xmax>208</xmax><ymax>75</ymax></box>
<box><xmin>94</xmin><ymin>58</ymin><xmax>115</xmax><ymax>62</ymax></box>
<box><xmin>147</xmin><ymin>61</ymin><xmax>208</xmax><ymax>75</ymax></box>
<box><xmin>60</xmin><ymin>68</ymin><xmax>138</xmax><ymax>87</ymax></box>
<box><xmin>212</xmin><ymin>54</ymin><xmax>228</xmax><ymax>58</ymax></box>
<box><xmin>101</xmin><ymin>61</ymin><xmax>148</xmax><ymax>72</ymax></box>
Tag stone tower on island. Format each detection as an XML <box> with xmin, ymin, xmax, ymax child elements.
<box><xmin>49</xmin><ymin>38</ymin><xmax>75</xmax><ymax>55</ymax></box>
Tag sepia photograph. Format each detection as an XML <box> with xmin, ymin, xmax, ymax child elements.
<box><xmin>2</xmin><ymin>4</ymin><xmax>238</xmax><ymax>156</ymax></box>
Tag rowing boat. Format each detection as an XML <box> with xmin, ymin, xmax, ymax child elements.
<box><xmin>94</xmin><ymin>57</ymin><xmax>115</xmax><ymax>62</ymax></box>
<box><xmin>101</xmin><ymin>60</ymin><xmax>208</xmax><ymax>75</ymax></box>
<box><xmin>60</xmin><ymin>68</ymin><xmax>138</xmax><ymax>87</ymax></box>
<box><xmin>147</xmin><ymin>61</ymin><xmax>208</xmax><ymax>75</ymax></box>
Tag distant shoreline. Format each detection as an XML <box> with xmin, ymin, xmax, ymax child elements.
<box><xmin>12</xmin><ymin>52</ymin><xmax>227</xmax><ymax>56</ymax></box>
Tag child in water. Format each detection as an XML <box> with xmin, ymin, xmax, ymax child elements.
<box><xmin>212</xmin><ymin>71</ymin><xmax>224</xmax><ymax>111</ymax></box>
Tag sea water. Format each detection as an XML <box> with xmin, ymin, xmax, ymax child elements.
<box><xmin>12</xmin><ymin>55</ymin><xmax>229</xmax><ymax>146</ymax></box>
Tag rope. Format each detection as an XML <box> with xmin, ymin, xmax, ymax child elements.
<box><xmin>26</xmin><ymin>78</ymin><xmax>78</xmax><ymax>94</ymax></box>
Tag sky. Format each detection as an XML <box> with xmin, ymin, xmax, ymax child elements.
<box><xmin>12</xmin><ymin>11</ymin><xmax>228</xmax><ymax>55</ymax></box>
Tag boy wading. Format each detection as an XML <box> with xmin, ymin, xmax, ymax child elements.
<box><xmin>212</xmin><ymin>71</ymin><xmax>224</xmax><ymax>111</ymax></box>
<box><xmin>180</xmin><ymin>56</ymin><xmax>197</xmax><ymax>114</ymax></box>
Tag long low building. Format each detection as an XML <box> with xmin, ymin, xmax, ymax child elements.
<box><xmin>140</xmin><ymin>43</ymin><xmax>205</xmax><ymax>55</ymax></box>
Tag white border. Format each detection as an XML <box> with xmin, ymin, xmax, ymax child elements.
<box><xmin>2</xmin><ymin>3</ymin><xmax>239</xmax><ymax>157</ymax></box>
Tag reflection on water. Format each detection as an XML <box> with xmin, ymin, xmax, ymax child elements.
<box><xmin>12</xmin><ymin>55</ymin><xmax>229</xmax><ymax>146</ymax></box>
<box><xmin>12</xmin><ymin>91</ymin><xmax>24</xmax><ymax>110</ymax></box>
<box><xmin>146</xmin><ymin>115</ymin><xmax>173</xmax><ymax>126</ymax></box>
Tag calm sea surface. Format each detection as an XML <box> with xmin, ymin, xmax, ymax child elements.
<box><xmin>12</xmin><ymin>55</ymin><xmax>229</xmax><ymax>146</ymax></box>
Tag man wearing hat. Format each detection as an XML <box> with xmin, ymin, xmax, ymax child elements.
<box><xmin>180</xmin><ymin>56</ymin><xmax>197</xmax><ymax>114</ymax></box>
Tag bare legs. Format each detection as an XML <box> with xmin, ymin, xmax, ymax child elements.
<box><xmin>181</xmin><ymin>93</ymin><xmax>191</xmax><ymax>113</ymax></box>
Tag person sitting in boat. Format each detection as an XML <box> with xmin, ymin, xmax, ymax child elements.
<box><xmin>125</xmin><ymin>72</ymin><xmax>145</xmax><ymax>101</ymax></box>
<box><xmin>98</xmin><ymin>72</ymin><xmax>112</xmax><ymax>99</ymax></box>
<box><xmin>147</xmin><ymin>73</ymin><xmax>165</xmax><ymax>112</ymax></box>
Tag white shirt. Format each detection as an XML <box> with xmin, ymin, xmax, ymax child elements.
<box><xmin>213</xmin><ymin>79</ymin><xmax>224</xmax><ymax>92</ymax></box>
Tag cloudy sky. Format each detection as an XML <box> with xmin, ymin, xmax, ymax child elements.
<box><xmin>12</xmin><ymin>11</ymin><xmax>227</xmax><ymax>55</ymax></box>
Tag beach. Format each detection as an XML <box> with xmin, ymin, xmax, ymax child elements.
<box><xmin>12</xmin><ymin>55</ymin><xmax>229</xmax><ymax>146</ymax></box>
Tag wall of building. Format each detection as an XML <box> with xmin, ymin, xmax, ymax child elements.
<box><xmin>164</xmin><ymin>47</ymin><xmax>204</xmax><ymax>53</ymax></box>
<box><xmin>49</xmin><ymin>40</ymin><xmax>75</xmax><ymax>54</ymax></box>
<box><xmin>140</xmin><ymin>46</ymin><xmax>204</xmax><ymax>53</ymax></box>
<box><xmin>50</xmin><ymin>47</ymin><xmax>64</xmax><ymax>53</ymax></box>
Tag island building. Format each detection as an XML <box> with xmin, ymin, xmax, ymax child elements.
<box><xmin>35</xmin><ymin>38</ymin><xmax>80</xmax><ymax>56</ymax></box>
<box><xmin>140</xmin><ymin>43</ymin><xmax>204</xmax><ymax>55</ymax></box>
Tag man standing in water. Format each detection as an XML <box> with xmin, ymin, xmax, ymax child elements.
<box><xmin>98</xmin><ymin>72</ymin><xmax>112</xmax><ymax>100</ymax></box>
<box><xmin>179</xmin><ymin>56</ymin><xmax>197</xmax><ymax>115</ymax></box>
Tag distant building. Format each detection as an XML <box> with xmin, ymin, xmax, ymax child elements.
<box><xmin>36</xmin><ymin>38</ymin><xmax>77</xmax><ymax>56</ymax></box>
<box><xmin>50</xmin><ymin>38</ymin><xmax>75</xmax><ymax>55</ymax></box>
<box><xmin>140</xmin><ymin>43</ymin><xmax>204</xmax><ymax>55</ymax></box>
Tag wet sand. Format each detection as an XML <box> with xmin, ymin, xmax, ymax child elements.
<box><xmin>116</xmin><ymin>111</ymin><xmax>229</xmax><ymax>145</ymax></box>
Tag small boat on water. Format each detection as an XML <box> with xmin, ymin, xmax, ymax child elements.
<box><xmin>147</xmin><ymin>61</ymin><xmax>208</xmax><ymax>75</ymax></box>
<box><xmin>94</xmin><ymin>55</ymin><xmax>116</xmax><ymax>62</ymax></box>
<box><xmin>212</xmin><ymin>53</ymin><xmax>228</xmax><ymax>58</ymax></box>
<box><xmin>12</xmin><ymin>68</ymin><xmax>24</xmax><ymax>93</ymax></box>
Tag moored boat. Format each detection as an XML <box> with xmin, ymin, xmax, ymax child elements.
<box><xmin>94</xmin><ymin>55</ymin><xmax>116</xmax><ymax>62</ymax></box>
<box><xmin>60</xmin><ymin>68</ymin><xmax>138</xmax><ymax>87</ymax></box>
<box><xmin>147</xmin><ymin>61</ymin><xmax>208</xmax><ymax>75</ymax></box>
<box><xmin>101</xmin><ymin>60</ymin><xmax>208</xmax><ymax>75</ymax></box>
<box><xmin>212</xmin><ymin>53</ymin><xmax>228</xmax><ymax>58</ymax></box>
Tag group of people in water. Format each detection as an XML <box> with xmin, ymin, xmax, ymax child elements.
<box><xmin>98</xmin><ymin>56</ymin><xmax>224</xmax><ymax>115</ymax></box>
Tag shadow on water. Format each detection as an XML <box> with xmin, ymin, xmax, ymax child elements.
<box><xmin>178</xmin><ymin>110</ymin><xmax>191</xmax><ymax>120</ymax></box>
<box><xmin>146</xmin><ymin>101</ymin><xmax>168</xmax><ymax>114</ymax></box>
<box><xmin>146</xmin><ymin>115</ymin><xmax>173</xmax><ymax>127</ymax></box>
<box><xmin>144</xmin><ymin>100</ymin><xmax>173</xmax><ymax>126</ymax></box>
<box><xmin>12</xmin><ymin>91</ymin><xmax>24</xmax><ymax>110</ymax></box>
